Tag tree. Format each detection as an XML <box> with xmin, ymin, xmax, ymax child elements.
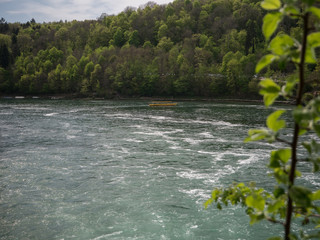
<box><xmin>90</xmin><ymin>64</ymin><xmax>103</xmax><ymax>92</ymax></box>
<box><xmin>0</xmin><ymin>18</ymin><xmax>9</xmax><ymax>33</ymax></box>
<box><xmin>128</xmin><ymin>30</ymin><xmax>141</xmax><ymax>47</ymax></box>
<box><xmin>157</xmin><ymin>37</ymin><xmax>174</xmax><ymax>52</ymax></box>
<box><xmin>0</xmin><ymin>44</ymin><xmax>10</xmax><ymax>68</ymax></box>
<box><xmin>205</xmin><ymin>0</ymin><xmax>320</xmax><ymax>239</ymax></box>
<box><xmin>113</xmin><ymin>27</ymin><xmax>126</xmax><ymax>47</ymax></box>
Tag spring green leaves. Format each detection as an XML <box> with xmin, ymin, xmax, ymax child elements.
<box><xmin>261</xmin><ymin>0</ymin><xmax>281</xmax><ymax>10</ymax></box>
<box><xmin>261</xmin><ymin>0</ymin><xmax>282</xmax><ymax>41</ymax></box>
<box><xmin>258</xmin><ymin>0</ymin><xmax>320</xmax><ymax>72</ymax></box>
<box><xmin>206</xmin><ymin>0</ymin><xmax>320</xmax><ymax>237</ymax></box>
<box><xmin>255</xmin><ymin>55</ymin><xmax>279</xmax><ymax>74</ymax></box>
<box><xmin>306</xmin><ymin>32</ymin><xmax>320</xmax><ymax>64</ymax></box>
<box><xmin>308</xmin><ymin>6</ymin><xmax>320</xmax><ymax>19</ymax></box>
<box><xmin>259</xmin><ymin>79</ymin><xmax>281</xmax><ymax>107</ymax></box>
<box><xmin>246</xmin><ymin>194</ymin><xmax>266</xmax><ymax>212</ymax></box>
<box><xmin>293</xmin><ymin>97</ymin><xmax>320</xmax><ymax>135</ymax></box>
<box><xmin>262</xmin><ymin>13</ymin><xmax>283</xmax><ymax>41</ymax></box>
<box><xmin>245</xmin><ymin>110</ymin><xmax>286</xmax><ymax>143</ymax></box>
<box><xmin>204</xmin><ymin>183</ymin><xmax>269</xmax><ymax>225</ymax></box>
<box><xmin>256</xmin><ymin>34</ymin><xmax>299</xmax><ymax>75</ymax></box>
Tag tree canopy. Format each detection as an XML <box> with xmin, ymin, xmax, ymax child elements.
<box><xmin>0</xmin><ymin>0</ymin><xmax>318</xmax><ymax>98</ymax></box>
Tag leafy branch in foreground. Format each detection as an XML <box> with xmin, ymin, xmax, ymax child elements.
<box><xmin>205</xmin><ymin>0</ymin><xmax>320</xmax><ymax>239</ymax></box>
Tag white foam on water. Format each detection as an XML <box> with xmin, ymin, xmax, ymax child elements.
<box><xmin>198</xmin><ymin>132</ymin><xmax>214</xmax><ymax>138</ymax></box>
<box><xmin>133</xmin><ymin>129</ymin><xmax>182</xmax><ymax>140</ymax></box>
<box><xmin>91</xmin><ymin>231</ymin><xmax>123</xmax><ymax>240</ymax></box>
<box><xmin>148</xmin><ymin>115</ymin><xmax>168</xmax><ymax>121</ymax></box>
<box><xmin>169</xmin><ymin>145</ymin><xmax>182</xmax><ymax>150</ymax></box>
<box><xmin>44</xmin><ymin>112</ymin><xmax>59</xmax><ymax>117</ymax></box>
<box><xmin>12</xmin><ymin>105</ymin><xmax>50</xmax><ymax>111</ymax></box>
<box><xmin>176</xmin><ymin>169</ymin><xmax>228</xmax><ymax>184</ymax></box>
<box><xmin>304</xmin><ymin>174</ymin><xmax>320</xmax><ymax>186</ymax></box>
<box><xmin>86</xmin><ymin>133</ymin><xmax>96</xmax><ymax>137</ymax></box>
<box><xmin>125</xmin><ymin>138</ymin><xmax>144</xmax><ymax>143</ymax></box>
<box><xmin>212</xmin><ymin>137</ymin><xmax>229</xmax><ymax>143</ymax></box>
<box><xmin>179</xmin><ymin>188</ymin><xmax>210</xmax><ymax>201</ymax></box>
<box><xmin>120</xmin><ymin>147</ymin><xmax>130</xmax><ymax>154</ymax></box>
<box><xmin>66</xmin><ymin>135</ymin><xmax>76</xmax><ymax>140</ymax></box>
<box><xmin>183</xmin><ymin>138</ymin><xmax>204</xmax><ymax>145</ymax></box>
<box><xmin>237</xmin><ymin>156</ymin><xmax>257</xmax><ymax>165</ymax></box>
<box><xmin>0</xmin><ymin>111</ymin><xmax>13</xmax><ymax>115</ymax></box>
<box><xmin>197</xmin><ymin>150</ymin><xmax>217</xmax><ymax>156</ymax></box>
<box><xmin>104</xmin><ymin>113</ymin><xmax>145</xmax><ymax>122</ymax></box>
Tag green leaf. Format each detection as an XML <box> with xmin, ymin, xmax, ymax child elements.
<box><xmin>246</xmin><ymin>194</ymin><xmax>265</xmax><ymax>211</ymax></box>
<box><xmin>263</xmin><ymin>93</ymin><xmax>280</xmax><ymax>107</ymax></box>
<box><xmin>267</xmin><ymin>110</ymin><xmax>286</xmax><ymax>132</ymax></box>
<box><xmin>270</xmin><ymin>149</ymin><xmax>291</xmax><ymax>168</ymax></box>
<box><xmin>283</xmin><ymin>6</ymin><xmax>300</xmax><ymax>17</ymax></box>
<box><xmin>270</xmin><ymin>151</ymin><xmax>281</xmax><ymax>168</ymax></box>
<box><xmin>204</xmin><ymin>198</ymin><xmax>213</xmax><ymax>208</ymax></box>
<box><xmin>302</xmin><ymin>0</ymin><xmax>316</xmax><ymax>7</ymax></box>
<box><xmin>212</xmin><ymin>189</ymin><xmax>220</xmax><ymax>201</ymax></box>
<box><xmin>293</xmin><ymin>105</ymin><xmax>313</xmax><ymax>125</ymax></box>
<box><xmin>263</xmin><ymin>12</ymin><xmax>283</xmax><ymax>41</ymax></box>
<box><xmin>274</xmin><ymin>168</ymin><xmax>289</xmax><ymax>184</ymax></box>
<box><xmin>288</xmin><ymin>233</ymin><xmax>298</xmax><ymax>240</ymax></box>
<box><xmin>303</xmin><ymin>142</ymin><xmax>312</xmax><ymax>154</ymax></box>
<box><xmin>305</xmin><ymin>46</ymin><xmax>317</xmax><ymax>64</ymax></box>
<box><xmin>308</xmin><ymin>6</ymin><xmax>320</xmax><ymax>19</ymax></box>
<box><xmin>273</xmin><ymin>187</ymin><xmax>285</xmax><ymax>198</ymax></box>
<box><xmin>260</xmin><ymin>78</ymin><xmax>281</xmax><ymax>107</ymax></box>
<box><xmin>314</xmin><ymin>124</ymin><xmax>320</xmax><ymax>137</ymax></box>
<box><xmin>249</xmin><ymin>213</ymin><xmax>265</xmax><ymax>225</ymax></box>
<box><xmin>306</xmin><ymin>32</ymin><xmax>320</xmax><ymax>64</ymax></box>
<box><xmin>268</xmin><ymin>237</ymin><xmax>282</xmax><ymax>240</ymax></box>
<box><xmin>277</xmin><ymin>149</ymin><xmax>291</xmax><ymax>163</ymax></box>
<box><xmin>260</xmin><ymin>78</ymin><xmax>281</xmax><ymax>93</ymax></box>
<box><xmin>269</xmin><ymin>34</ymin><xmax>295</xmax><ymax>56</ymax></box>
<box><xmin>261</xmin><ymin>0</ymin><xmax>281</xmax><ymax>10</ymax></box>
<box><xmin>217</xmin><ymin>202</ymin><xmax>222</xmax><ymax>210</ymax></box>
<box><xmin>256</xmin><ymin>54</ymin><xmax>279</xmax><ymax>73</ymax></box>
<box><xmin>282</xmin><ymin>76</ymin><xmax>298</xmax><ymax>96</ymax></box>
<box><xmin>311</xmin><ymin>190</ymin><xmax>320</xmax><ymax>201</ymax></box>
<box><xmin>245</xmin><ymin>129</ymin><xmax>270</xmax><ymax>142</ymax></box>
<box><xmin>268</xmin><ymin>199</ymin><xmax>285</xmax><ymax>213</ymax></box>
<box><xmin>308</xmin><ymin>32</ymin><xmax>320</xmax><ymax>48</ymax></box>
<box><xmin>289</xmin><ymin>186</ymin><xmax>312</xmax><ymax>207</ymax></box>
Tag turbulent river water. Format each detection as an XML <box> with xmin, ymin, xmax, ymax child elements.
<box><xmin>0</xmin><ymin>99</ymin><xmax>319</xmax><ymax>240</ymax></box>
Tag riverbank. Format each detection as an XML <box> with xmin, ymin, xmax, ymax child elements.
<box><xmin>0</xmin><ymin>94</ymin><xmax>293</xmax><ymax>105</ymax></box>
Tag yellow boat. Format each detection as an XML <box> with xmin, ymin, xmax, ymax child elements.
<box><xmin>149</xmin><ymin>101</ymin><xmax>177</xmax><ymax>107</ymax></box>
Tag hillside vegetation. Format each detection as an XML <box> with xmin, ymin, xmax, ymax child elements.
<box><xmin>0</xmin><ymin>0</ymin><xmax>319</xmax><ymax>98</ymax></box>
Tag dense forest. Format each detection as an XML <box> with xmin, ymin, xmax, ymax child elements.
<box><xmin>0</xmin><ymin>0</ymin><xmax>319</xmax><ymax>98</ymax></box>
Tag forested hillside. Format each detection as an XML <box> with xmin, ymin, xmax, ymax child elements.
<box><xmin>0</xmin><ymin>0</ymin><xmax>319</xmax><ymax>98</ymax></box>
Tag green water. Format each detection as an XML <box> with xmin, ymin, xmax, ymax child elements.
<box><xmin>0</xmin><ymin>99</ymin><xmax>317</xmax><ymax>239</ymax></box>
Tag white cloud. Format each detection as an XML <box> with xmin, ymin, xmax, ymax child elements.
<box><xmin>4</xmin><ymin>0</ymin><xmax>173</xmax><ymax>23</ymax></box>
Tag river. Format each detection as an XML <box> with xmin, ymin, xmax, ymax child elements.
<box><xmin>0</xmin><ymin>99</ymin><xmax>318</xmax><ymax>239</ymax></box>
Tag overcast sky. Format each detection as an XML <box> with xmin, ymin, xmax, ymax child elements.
<box><xmin>0</xmin><ymin>0</ymin><xmax>174</xmax><ymax>23</ymax></box>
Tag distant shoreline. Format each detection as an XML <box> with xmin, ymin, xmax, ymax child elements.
<box><xmin>0</xmin><ymin>94</ymin><xmax>293</xmax><ymax>105</ymax></box>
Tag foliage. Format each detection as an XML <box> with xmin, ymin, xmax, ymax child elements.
<box><xmin>0</xmin><ymin>0</ymin><xmax>318</xmax><ymax>98</ymax></box>
<box><xmin>205</xmin><ymin>0</ymin><xmax>320</xmax><ymax>238</ymax></box>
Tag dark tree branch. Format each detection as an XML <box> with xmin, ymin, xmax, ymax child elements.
<box><xmin>284</xmin><ymin>12</ymin><xmax>310</xmax><ymax>240</ymax></box>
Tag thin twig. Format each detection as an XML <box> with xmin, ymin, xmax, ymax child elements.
<box><xmin>294</xmin><ymin>208</ymin><xmax>320</xmax><ymax>218</ymax></box>
<box><xmin>276</xmin><ymin>137</ymin><xmax>292</xmax><ymax>146</ymax></box>
<box><xmin>266</xmin><ymin>216</ymin><xmax>285</xmax><ymax>226</ymax></box>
